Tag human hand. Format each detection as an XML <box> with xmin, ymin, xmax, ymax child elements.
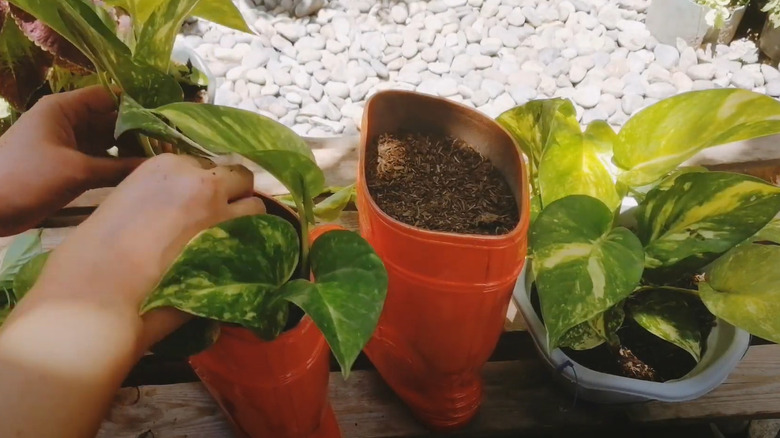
<box><xmin>19</xmin><ymin>153</ymin><xmax>266</xmax><ymax>352</ymax></box>
<box><xmin>0</xmin><ymin>85</ymin><xmax>144</xmax><ymax>236</ymax></box>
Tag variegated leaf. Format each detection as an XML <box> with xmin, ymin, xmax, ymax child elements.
<box><xmin>530</xmin><ymin>195</ymin><xmax>644</xmax><ymax>350</ymax></box>
<box><xmin>277</xmin><ymin>229</ymin><xmax>388</xmax><ymax>377</ymax></box>
<box><xmin>496</xmin><ymin>98</ymin><xmax>577</xmax><ymax>197</ymax></box>
<box><xmin>152</xmin><ymin>102</ymin><xmax>324</xmax><ymax>220</ymax></box>
<box><xmin>141</xmin><ymin>215</ymin><xmax>300</xmax><ymax>338</ymax></box>
<box><xmin>699</xmin><ymin>240</ymin><xmax>780</xmax><ymax>343</ymax></box>
<box><xmin>47</xmin><ymin>63</ymin><xmax>100</xmax><ymax>92</ymax></box>
<box><xmin>748</xmin><ymin>218</ymin><xmax>780</xmax><ymax>244</ymax></box>
<box><xmin>0</xmin><ymin>2</ymin><xmax>51</xmax><ymax>111</ymax></box>
<box><xmin>637</xmin><ymin>172</ymin><xmax>780</xmax><ymax>273</ymax></box>
<box><xmin>538</xmin><ymin>114</ymin><xmax>620</xmax><ymax>211</ymax></box>
<box><xmin>628</xmin><ymin>289</ymin><xmax>702</xmax><ymax>362</ymax></box>
<box><xmin>615</xmin><ymin>89</ymin><xmax>780</xmax><ymax>187</ymax></box>
<box><xmin>12</xmin><ymin>251</ymin><xmax>48</xmax><ymax>301</ymax></box>
<box><xmin>0</xmin><ymin>229</ymin><xmax>41</xmax><ymax>287</ymax></box>
<box><xmin>193</xmin><ymin>0</ymin><xmax>251</xmax><ymax>33</ymax></box>
<box><xmin>134</xmin><ymin>0</ymin><xmax>199</xmax><ymax>70</ymax></box>
<box><xmin>559</xmin><ymin>304</ymin><xmax>624</xmax><ymax>350</ymax></box>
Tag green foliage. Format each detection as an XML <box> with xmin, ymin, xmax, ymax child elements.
<box><xmin>0</xmin><ymin>231</ymin><xmax>45</xmax><ymax>326</ymax></box>
<box><xmin>506</xmin><ymin>90</ymin><xmax>780</xmax><ymax>374</ymax></box>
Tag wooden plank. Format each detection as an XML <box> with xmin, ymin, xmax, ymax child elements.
<box><xmin>626</xmin><ymin>345</ymin><xmax>780</xmax><ymax>423</ymax></box>
<box><xmin>98</xmin><ymin>345</ymin><xmax>780</xmax><ymax>437</ymax></box>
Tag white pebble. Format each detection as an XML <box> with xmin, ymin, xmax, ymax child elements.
<box><xmin>573</xmin><ymin>85</ymin><xmax>601</xmax><ymax>108</ymax></box>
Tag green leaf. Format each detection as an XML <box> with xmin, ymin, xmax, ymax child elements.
<box><xmin>12</xmin><ymin>251</ymin><xmax>48</xmax><ymax>301</ymax></box>
<box><xmin>277</xmin><ymin>230</ymin><xmax>388</xmax><ymax>377</ymax></box>
<box><xmin>153</xmin><ymin>102</ymin><xmax>324</xmax><ymax>219</ymax></box>
<box><xmin>0</xmin><ymin>3</ymin><xmax>52</xmax><ymax>111</ymax></box>
<box><xmin>615</xmin><ymin>89</ymin><xmax>780</xmax><ymax>187</ymax></box>
<box><xmin>537</xmin><ymin>113</ymin><xmax>620</xmax><ymax>211</ymax></box>
<box><xmin>134</xmin><ymin>0</ymin><xmax>199</xmax><ymax>70</ymax></box>
<box><xmin>150</xmin><ymin>317</ymin><xmax>220</xmax><ymax>358</ymax></box>
<box><xmin>628</xmin><ymin>289</ymin><xmax>702</xmax><ymax>362</ymax></box>
<box><xmin>559</xmin><ymin>304</ymin><xmax>624</xmax><ymax>350</ymax></box>
<box><xmin>0</xmin><ymin>305</ymin><xmax>9</xmax><ymax>325</ymax></box>
<box><xmin>141</xmin><ymin>215</ymin><xmax>299</xmax><ymax>338</ymax></box>
<box><xmin>313</xmin><ymin>185</ymin><xmax>356</xmax><ymax>222</ymax></box>
<box><xmin>637</xmin><ymin>171</ymin><xmax>780</xmax><ymax>273</ymax></box>
<box><xmin>193</xmin><ymin>0</ymin><xmax>251</xmax><ymax>33</ymax></box>
<box><xmin>0</xmin><ymin>229</ymin><xmax>42</xmax><ymax>286</ymax></box>
<box><xmin>115</xmin><ymin>95</ymin><xmax>209</xmax><ymax>156</ymax></box>
<box><xmin>530</xmin><ymin>195</ymin><xmax>644</xmax><ymax>350</ymax></box>
<box><xmin>496</xmin><ymin>98</ymin><xmax>577</xmax><ymax>170</ymax></box>
<box><xmin>699</xmin><ymin>240</ymin><xmax>780</xmax><ymax>343</ymax></box>
<box><xmin>48</xmin><ymin>63</ymin><xmax>100</xmax><ymax>92</ymax></box>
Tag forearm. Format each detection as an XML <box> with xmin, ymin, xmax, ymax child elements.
<box><xmin>0</xmin><ymin>287</ymin><xmax>145</xmax><ymax>438</ymax></box>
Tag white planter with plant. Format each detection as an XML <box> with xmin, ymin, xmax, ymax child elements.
<box><xmin>497</xmin><ymin>90</ymin><xmax>780</xmax><ymax>403</ymax></box>
<box><xmin>646</xmin><ymin>0</ymin><xmax>747</xmax><ymax>46</ymax></box>
<box><xmin>760</xmin><ymin>1</ymin><xmax>780</xmax><ymax>61</ymax></box>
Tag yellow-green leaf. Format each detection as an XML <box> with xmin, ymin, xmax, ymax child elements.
<box><xmin>134</xmin><ymin>0</ymin><xmax>199</xmax><ymax>70</ymax></box>
<box><xmin>615</xmin><ymin>89</ymin><xmax>780</xmax><ymax>187</ymax></box>
<box><xmin>193</xmin><ymin>0</ymin><xmax>251</xmax><ymax>33</ymax></box>
<box><xmin>700</xmin><ymin>241</ymin><xmax>780</xmax><ymax>344</ymax></box>
<box><xmin>530</xmin><ymin>195</ymin><xmax>644</xmax><ymax>350</ymax></box>
<box><xmin>537</xmin><ymin>111</ymin><xmax>620</xmax><ymax>211</ymax></box>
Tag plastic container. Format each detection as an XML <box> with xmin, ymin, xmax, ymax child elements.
<box><xmin>513</xmin><ymin>195</ymin><xmax>751</xmax><ymax>404</ymax></box>
<box><xmin>645</xmin><ymin>0</ymin><xmax>746</xmax><ymax>46</ymax></box>
<box><xmin>188</xmin><ymin>198</ymin><xmax>342</xmax><ymax>438</ymax></box>
<box><xmin>357</xmin><ymin>90</ymin><xmax>530</xmax><ymax>430</ymax></box>
<box><xmin>171</xmin><ymin>41</ymin><xmax>216</xmax><ymax>104</ymax></box>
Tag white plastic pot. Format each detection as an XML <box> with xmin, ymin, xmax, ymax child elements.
<box><xmin>760</xmin><ymin>17</ymin><xmax>780</xmax><ymax>62</ymax></box>
<box><xmin>171</xmin><ymin>41</ymin><xmax>216</xmax><ymax>104</ymax></box>
<box><xmin>513</xmin><ymin>199</ymin><xmax>751</xmax><ymax>404</ymax></box>
<box><xmin>646</xmin><ymin>0</ymin><xmax>746</xmax><ymax>46</ymax></box>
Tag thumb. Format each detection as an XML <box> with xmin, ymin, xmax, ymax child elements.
<box><xmin>84</xmin><ymin>156</ymin><xmax>146</xmax><ymax>189</ymax></box>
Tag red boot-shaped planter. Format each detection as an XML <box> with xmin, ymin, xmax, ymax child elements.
<box><xmin>357</xmin><ymin>91</ymin><xmax>530</xmax><ymax>431</ymax></box>
<box><xmin>189</xmin><ymin>317</ymin><xmax>341</xmax><ymax>438</ymax></box>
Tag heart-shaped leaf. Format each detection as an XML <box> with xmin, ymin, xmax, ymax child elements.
<box><xmin>699</xmin><ymin>239</ymin><xmax>780</xmax><ymax>344</ymax></box>
<box><xmin>530</xmin><ymin>195</ymin><xmax>644</xmax><ymax>350</ymax></box>
<box><xmin>313</xmin><ymin>185</ymin><xmax>356</xmax><ymax>222</ymax></box>
<box><xmin>277</xmin><ymin>229</ymin><xmax>388</xmax><ymax>377</ymax></box>
<box><xmin>637</xmin><ymin>171</ymin><xmax>780</xmax><ymax>273</ymax></box>
<box><xmin>628</xmin><ymin>289</ymin><xmax>702</xmax><ymax>362</ymax></box>
<box><xmin>615</xmin><ymin>89</ymin><xmax>780</xmax><ymax>187</ymax></box>
<box><xmin>141</xmin><ymin>215</ymin><xmax>300</xmax><ymax>338</ymax></box>
<box><xmin>0</xmin><ymin>2</ymin><xmax>51</xmax><ymax>111</ymax></box>
<box><xmin>537</xmin><ymin>114</ymin><xmax>620</xmax><ymax>211</ymax></box>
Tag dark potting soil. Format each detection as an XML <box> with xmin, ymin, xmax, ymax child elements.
<box><xmin>366</xmin><ymin>132</ymin><xmax>519</xmax><ymax>235</ymax></box>
<box><xmin>530</xmin><ymin>286</ymin><xmax>715</xmax><ymax>382</ymax></box>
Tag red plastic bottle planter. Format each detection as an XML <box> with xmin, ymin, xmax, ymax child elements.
<box><xmin>189</xmin><ymin>199</ymin><xmax>342</xmax><ymax>438</ymax></box>
<box><xmin>357</xmin><ymin>91</ymin><xmax>530</xmax><ymax>431</ymax></box>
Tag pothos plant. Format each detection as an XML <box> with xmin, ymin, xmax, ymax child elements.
<box><xmin>696</xmin><ymin>0</ymin><xmax>749</xmax><ymax>29</ymax></box>
<box><xmin>0</xmin><ymin>0</ymin><xmax>388</xmax><ymax>376</ymax></box>
<box><xmin>498</xmin><ymin>89</ymin><xmax>780</xmax><ymax>381</ymax></box>
<box><xmin>762</xmin><ymin>0</ymin><xmax>780</xmax><ymax>29</ymax></box>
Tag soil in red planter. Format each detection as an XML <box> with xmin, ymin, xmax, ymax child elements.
<box><xmin>366</xmin><ymin>132</ymin><xmax>519</xmax><ymax>235</ymax></box>
<box><xmin>530</xmin><ymin>286</ymin><xmax>716</xmax><ymax>382</ymax></box>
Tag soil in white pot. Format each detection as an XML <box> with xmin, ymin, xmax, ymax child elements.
<box><xmin>530</xmin><ymin>285</ymin><xmax>716</xmax><ymax>382</ymax></box>
<box><xmin>366</xmin><ymin>132</ymin><xmax>518</xmax><ymax>235</ymax></box>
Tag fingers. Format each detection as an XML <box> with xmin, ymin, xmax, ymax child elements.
<box><xmin>209</xmin><ymin>164</ymin><xmax>255</xmax><ymax>201</ymax></box>
<box><xmin>226</xmin><ymin>196</ymin><xmax>266</xmax><ymax>220</ymax></box>
<box><xmin>33</xmin><ymin>85</ymin><xmax>117</xmax><ymax>128</ymax></box>
<box><xmin>84</xmin><ymin>156</ymin><xmax>146</xmax><ymax>189</ymax></box>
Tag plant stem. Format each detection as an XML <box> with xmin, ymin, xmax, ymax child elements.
<box><xmin>138</xmin><ymin>134</ymin><xmax>157</xmax><ymax>157</ymax></box>
<box><xmin>294</xmin><ymin>198</ymin><xmax>311</xmax><ymax>278</ymax></box>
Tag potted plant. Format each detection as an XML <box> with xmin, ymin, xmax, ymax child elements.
<box><xmin>646</xmin><ymin>0</ymin><xmax>748</xmax><ymax>46</ymax></box>
<box><xmin>356</xmin><ymin>90</ymin><xmax>530</xmax><ymax>430</ymax></box>
<box><xmin>1</xmin><ymin>1</ymin><xmax>389</xmax><ymax>437</ymax></box>
<box><xmin>760</xmin><ymin>0</ymin><xmax>780</xmax><ymax>60</ymax></box>
<box><xmin>498</xmin><ymin>89</ymin><xmax>780</xmax><ymax>403</ymax></box>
